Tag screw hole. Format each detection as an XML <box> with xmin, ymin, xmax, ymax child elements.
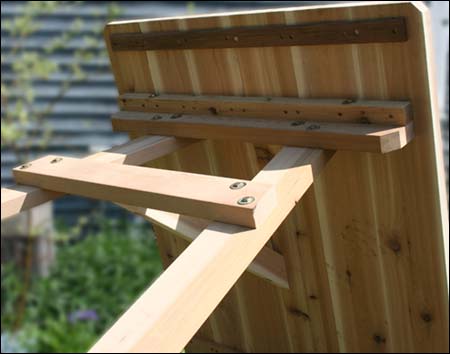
<box><xmin>50</xmin><ymin>157</ymin><xmax>63</xmax><ymax>164</ymax></box>
<box><xmin>307</xmin><ymin>124</ymin><xmax>321</xmax><ymax>130</ymax></box>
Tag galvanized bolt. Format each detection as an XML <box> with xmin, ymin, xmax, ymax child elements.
<box><xmin>307</xmin><ymin>124</ymin><xmax>321</xmax><ymax>130</ymax></box>
<box><xmin>291</xmin><ymin>120</ymin><xmax>305</xmax><ymax>126</ymax></box>
<box><xmin>170</xmin><ymin>113</ymin><xmax>182</xmax><ymax>119</ymax></box>
<box><xmin>229</xmin><ymin>181</ymin><xmax>246</xmax><ymax>190</ymax></box>
<box><xmin>50</xmin><ymin>157</ymin><xmax>63</xmax><ymax>164</ymax></box>
<box><xmin>237</xmin><ymin>196</ymin><xmax>255</xmax><ymax>205</ymax></box>
<box><xmin>19</xmin><ymin>163</ymin><xmax>32</xmax><ymax>170</ymax></box>
<box><xmin>152</xmin><ymin>115</ymin><xmax>163</xmax><ymax>120</ymax></box>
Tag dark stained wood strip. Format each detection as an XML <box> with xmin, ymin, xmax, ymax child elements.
<box><xmin>110</xmin><ymin>17</ymin><xmax>407</xmax><ymax>51</ymax></box>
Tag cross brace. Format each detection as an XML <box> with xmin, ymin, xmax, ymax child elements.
<box><xmin>1</xmin><ymin>136</ymin><xmax>289</xmax><ymax>290</ymax></box>
<box><xmin>2</xmin><ymin>95</ymin><xmax>415</xmax><ymax>354</ymax></box>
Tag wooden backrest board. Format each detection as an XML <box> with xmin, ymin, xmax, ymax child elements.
<box><xmin>104</xmin><ymin>2</ymin><xmax>448</xmax><ymax>352</ymax></box>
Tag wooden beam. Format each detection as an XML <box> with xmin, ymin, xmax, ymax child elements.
<box><xmin>89</xmin><ymin>147</ymin><xmax>333</xmax><ymax>353</ymax></box>
<box><xmin>123</xmin><ymin>205</ymin><xmax>289</xmax><ymax>289</ymax></box>
<box><xmin>1</xmin><ymin>136</ymin><xmax>192</xmax><ymax>220</ymax></box>
<box><xmin>13</xmin><ymin>156</ymin><xmax>276</xmax><ymax>228</ymax></box>
<box><xmin>119</xmin><ymin>93</ymin><xmax>412</xmax><ymax>126</ymax></box>
<box><xmin>112</xmin><ymin>111</ymin><xmax>415</xmax><ymax>153</ymax></box>
<box><xmin>110</xmin><ymin>17</ymin><xmax>407</xmax><ymax>51</ymax></box>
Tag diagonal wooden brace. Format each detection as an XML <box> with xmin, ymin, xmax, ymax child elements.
<box><xmin>90</xmin><ymin>147</ymin><xmax>333</xmax><ymax>353</ymax></box>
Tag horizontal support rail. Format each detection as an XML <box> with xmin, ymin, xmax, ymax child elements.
<box><xmin>1</xmin><ymin>136</ymin><xmax>192</xmax><ymax>220</ymax></box>
<box><xmin>13</xmin><ymin>156</ymin><xmax>276</xmax><ymax>228</ymax></box>
<box><xmin>110</xmin><ymin>17</ymin><xmax>407</xmax><ymax>51</ymax></box>
<box><xmin>2</xmin><ymin>136</ymin><xmax>287</xmax><ymax>289</ymax></box>
<box><xmin>90</xmin><ymin>147</ymin><xmax>333</xmax><ymax>353</ymax></box>
<box><xmin>112</xmin><ymin>111</ymin><xmax>414</xmax><ymax>153</ymax></box>
<box><xmin>123</xmin><ymin>205</ymin><xmax>289</xmax><ymax>289</ymax></box>
<box><xmin>119</xmin><ymin>93</ymin><xmax>412</xmax><ymax>126</ymax></box>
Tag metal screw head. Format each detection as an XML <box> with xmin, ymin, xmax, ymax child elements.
<box><xmin>148</xmin><ymin>93</ymin><xmax>158</xmax><ymax>98</ymax></box>
<box><xmin>229</xmin><ymin>181</ymin><xmax>246</xmax><ymax>190</ymax></box>
<box><xmin>354</xmin><ymin>29</ymin><xmax>360</xmax><ymax>36</ymax></box>
<box><xmin>342</xmin><ymin>98</ymin><xmax>355</xmax><ymax>104</ymax></box>
<box><xmin>50</xmin><ymin>157</ymin><xmax>63</xmax><ymax>164</ymax></box>
<box><xmin>233</xmin><ymin>36</ymin><xmax>239</xmax><ymax>42</ymax></box>
<box><xmin>307</xmin><ymin>124</ymin><xmax>321</xmax><ymax>130</ymax></box>
<box><xmin>170</xmin><ymin>113</ymin><xmax>182</xmax><ymax>119</ymax></box>
<box><xmin>291</xmin><ymin>120</ymin><xmax>305</xmax><ymax>126</ymax></box>
<box><xmin>237</xmin><ymin>196</ymin><xmax>255</xmax><ymax>205</ymax></box>
<box><xmin>152</xmin><ymin>115</ymin><xmax>163</xmax><ymax>120</ymax></box>
<box><xmin>19</xmin><ymin>163</ymin><xmax>32</xmax><ymax>169</ymax></box>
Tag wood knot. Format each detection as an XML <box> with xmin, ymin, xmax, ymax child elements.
<box><xmin>387</xmin><ymin>239</ymin><xmax>401</xmax><ymax>254</ymax></box>
<box><xmin>373</xmin><ymin>333</ymin><xmax>386</xmax><ymax>344</ymax></box>
<box><xmin>420</xmin><ymin>312</ymin><xmax>432</xmax><ymax>323</ymax></box>
<box><xmin>288</xmin><ymin>307</ymin><xmax>310</xmax><ymax>320</ymax></box>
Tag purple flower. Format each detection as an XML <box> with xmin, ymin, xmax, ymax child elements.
<box><xmin>68</xmin><ymin>309</ymin><xmax>99</xmax><ymax>323</ymax></box>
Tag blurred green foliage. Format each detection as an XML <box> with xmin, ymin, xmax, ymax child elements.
<box><xmin>1</xmin><ymin>218</ymin><xmax>163</xmax><ymax>353</ymax></box>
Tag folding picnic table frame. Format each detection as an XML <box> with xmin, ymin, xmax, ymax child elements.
<box><xmin>1</xmin><ymin>2</ymin><xmax>448</xmax><ymax>353</ymax></box>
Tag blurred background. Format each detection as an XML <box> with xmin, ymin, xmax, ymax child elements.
<box><xmin>1</xmin><ymin>1</ymin><xmax>448</xmax><ymax>353</ymax></box>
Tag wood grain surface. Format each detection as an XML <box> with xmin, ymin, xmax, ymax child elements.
<box><xmin>103</xmin><ymin>2</ymin><xmax>448</xmax><ymax>352</ymax></box>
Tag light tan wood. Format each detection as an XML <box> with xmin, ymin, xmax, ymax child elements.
<box><xmin>1</xmin><ymin>136</ymin><xmax>191</xmax><ymax>220</ymax></box>
<box><xmin>103</xmin><ymin>2</ymin><xmax>449</xmax><ymax>353</ymax></box>
<box><xmin>123</xmin><ymin>204</ymin><xmax>289</xmax><ymax>289</ymax></box>
<box><xmin>112</xmin><ymin>111</ymin><xmax>414</xmax><ymax>153</ymax></box>
<box><xmin>119</xmin><ymin>93</ymin><xmax>412</xmax><ymax>126</ymax></box>
<box><xmin>13</xmin><ymin>155</ymin><xmax>276</xmax><ymax>228</ymax></box>
<box><xmin>89</xmin><ymin>147</ymin><xmax>331</xmax><ymax>353</ymax></box>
